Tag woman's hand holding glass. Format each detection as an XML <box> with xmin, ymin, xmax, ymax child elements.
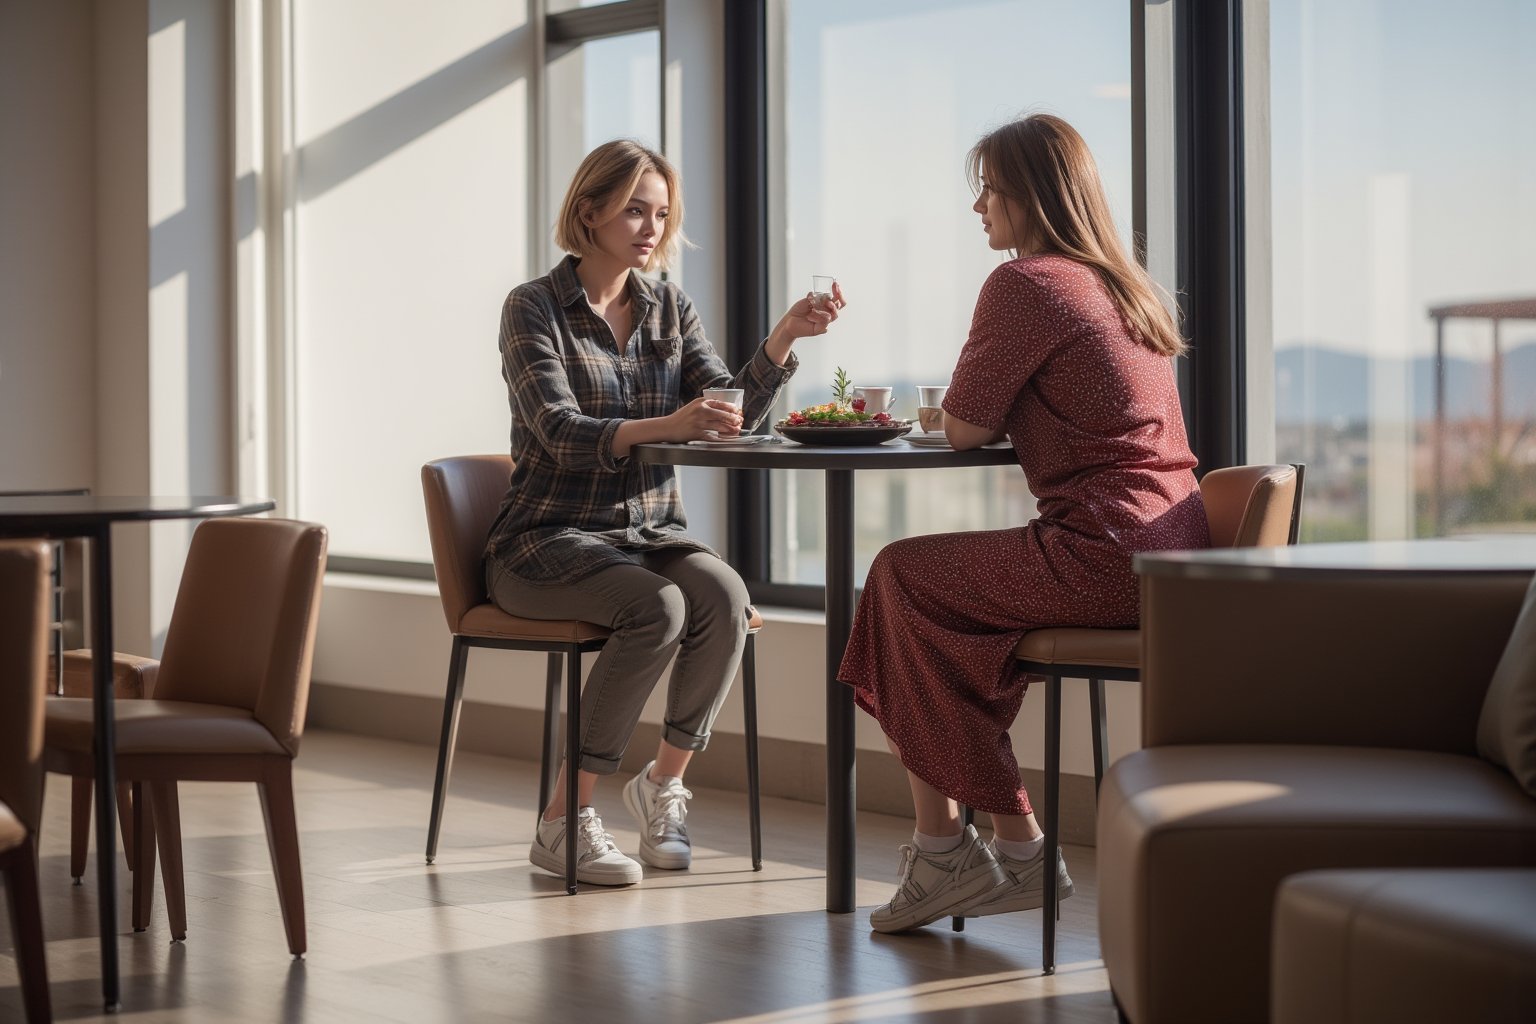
<box><xmin>666</xmin><ymin>397</ymin><xmax>744</xmax><ymax>442</ymax></box>
<box><xmin>774</xmin><ymin>279</ymin><xmax>847</xmax><ymax>343</ymax></box>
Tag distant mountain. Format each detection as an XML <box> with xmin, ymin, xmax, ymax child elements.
<box><xmin>1275</xmin><ymin>340</ymin><xmax>1536</xmax><ymax>423</ymax></box>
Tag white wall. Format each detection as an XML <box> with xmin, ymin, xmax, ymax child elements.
<box><xmin>0</xmin><ymin>1</ymin><xmax>98</xmax><ymax>492</ymax></box>
<box><xmin>0</xmin><ymin>1</ymin><xmax>233</xmax><ymax>656</ymax></box>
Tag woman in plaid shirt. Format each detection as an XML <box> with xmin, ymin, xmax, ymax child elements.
<box><xmin>487</xmin><ymin>140</ymin><xmax>845</xmax><ymax>886</ymax></box>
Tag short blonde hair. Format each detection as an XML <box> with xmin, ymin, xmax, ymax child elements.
<box><xmin>554</xmin><ymin>140</ymin><xmax>686</xmax><ymax>273</ymax></box>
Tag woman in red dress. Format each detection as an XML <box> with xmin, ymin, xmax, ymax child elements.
<box><xmin>839</xmin><ymin>114</ymin><xmax>1210</xmax><ymax>933</ymax></box>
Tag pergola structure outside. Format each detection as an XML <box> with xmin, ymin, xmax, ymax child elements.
<box><xmin>1425</xmin><ymin>297</ymin><xmax>1536</xmax><ymax>533</ymax></box>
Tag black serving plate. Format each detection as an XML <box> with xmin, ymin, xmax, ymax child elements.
<box><xmin>774</xmin><ymin>422</ymin><xmax>914</xmax><ymax>446</ymax></box>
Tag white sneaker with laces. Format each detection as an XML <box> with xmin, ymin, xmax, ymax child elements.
<box><xmin>622</xmin><ymin>760</ymin><xmax>693</xmax><ymax>869</ymax></box>
<box><xmin>955</xmin><ymin>841</ymin><xmax>1075</xmax><ymax>917</ymax></box>
<box><xmin>869</xmin><ymin>825</ymin><xmax>1006</xmax><ymax>934</ymax></box>
<box><xmin>529</xmin><ymin>806</ymin><xmax>643</xmax><ymax>886</ymax></box>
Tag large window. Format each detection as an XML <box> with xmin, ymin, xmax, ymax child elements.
<box><xmin>284</xmin><ymin>1</ymin><xmax>661</xmax><ymax>571</ymax></box>
<box><xmin>291</xmin><ymin>2</ymin><xmax>530</xmax><ymax>567</ymax></box>
<box><xmin>543</xmin><ymin>27</ymin><xmax>661</xmax><ymax>269</ymax></box>
<box><xmin>1268</xmin><ymin>0</ymin><xmax>1536</xmax><ymax>540</ymax></box>
<box><xmin>768</xmin><ymin>0</ymin><xmax>1133</xmax><ymax>584</ymax></box>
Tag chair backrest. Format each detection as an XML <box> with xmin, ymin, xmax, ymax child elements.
<box><xmin>421</xmin><ymin>455</ymin><xmax>514</xmax><ymax>633</ymax></box>
<box><xmin>0</xmin><ymin>541</ymin><xmax>50</xmax><ymax>833</ymax></box>
<box><xmin>152</xmin><ymin>518</ymin><xmax>329</xmax><ymax>756</ymax></box>
<box><xmin>1199</xmin><ymin>464</ymin><xmax>1301</xmax><ymax>548</ymax></box>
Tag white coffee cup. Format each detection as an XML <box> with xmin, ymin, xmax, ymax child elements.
<box><xmin>917</xmin><ymin>385</ymin><xmax>949</xmax><ymax>408</ymax></box>
<box><xmin>852</xmin><ymin>386</ymin><xmax>893</xmax><ymax>414</ymax></box>
<box><xmin>702</xmin><ymin>387</ymin><xmax>745</xmax><ymax>410</ymax></box>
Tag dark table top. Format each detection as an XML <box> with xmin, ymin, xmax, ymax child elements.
<box><xmin>0</xmin><ymin>495</ymin><xmax>276</xmax><ymax>534</ymax></box>
<box><xmin>1135</xmin><ymin>535</ymin><xmax>1536</xmax><ymax>581</ymax></box>
<box><xmin>632</xmin><ymin>438</ymin><xmax>1019</xmax><ymax>470</ymax></box>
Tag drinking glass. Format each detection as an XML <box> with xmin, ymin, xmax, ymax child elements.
<box><xmin>810</xmin><ymin>275</ymin><xmax>837</xmax><ymax>308</ymax></box>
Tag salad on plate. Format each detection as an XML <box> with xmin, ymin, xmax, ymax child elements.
<box><xmin>776</xmin><ymin>368</ymin><xmax>907</xmax><ymax>430</ymax></box>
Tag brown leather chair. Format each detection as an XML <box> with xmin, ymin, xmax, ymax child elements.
<box><xmin>1</xmin><ymin>490</ymin><xmax>148</xmax><ymax>883</ymax></box>
<box><xmin>955</xmin><ymin>464</ymin><xmax>1305</xmax><ymax>967</ymax></box>
<box><xmin>54</xmin><ymin>651</ymin><xmax>157</xmax><ymax>881</ymax></box>
<box><xmin>43</xmin><ymin>518</ymin><xmax>328</xmax><ymax>957</ymax></box>
<box><xmin>421</xmin><ymin>455</ymin><xmax>765</xmax><ymax>892</ymax></box>
<box><xmin>1272</xmin><ymin>867</ymin><xmax>1536</xmax><ymax>1024</ymax></box>
<box><xmin>1100</xmin><ymin>562</ymin><xmax>1536</xmax><ymax>1024</ymax></box>
<box><xmin>1</xmin><ymin>541</ymin><xmax>54</xmax><ymax>1023</ymax></box>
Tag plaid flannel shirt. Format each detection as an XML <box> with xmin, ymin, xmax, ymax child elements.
<box><xmin>485</xmin><ymin>255</ymin><xmax>797</xmax><ymax>583</ymax></box>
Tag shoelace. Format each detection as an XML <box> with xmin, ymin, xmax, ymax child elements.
<box><xmin>575</xmin><ymin>814</ymin><xmax>621</xmax><ymax>862</ymax></box>
<box><xmin>892</xmin><ymin>844</ymin><xmax>918</xmax><ymax>887</ymax></box>
<box><xmin>650</xmin><ymin>783</ymin><xmax>692</xmax><ymax>840</ymax></box>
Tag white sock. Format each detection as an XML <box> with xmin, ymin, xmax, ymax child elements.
<box><xmin>913</xmin><ymin>830</ymin><xmax>963</xmax><ymax>854</ymax></box>
<box><xmin>993</xmin><ymin>835</ymin><xmax>1045</xmax><ymax>861</ymax></box>
<box><xmin>645</xmin><ymin>771</ymin><xmax>682</xmax><ymax>790</ymax></box>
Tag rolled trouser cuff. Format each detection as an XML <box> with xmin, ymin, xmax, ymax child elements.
<box><xmin>576</xmin><ymin>750</ymin><xmax>624</xmax><ymax>775</ymax></box>
<box><xmin>662</xmin><ymin>721</ymin><xmax>711</xmax><ymax>752</ymax></box>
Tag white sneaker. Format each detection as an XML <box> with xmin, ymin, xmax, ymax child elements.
<box><xmin>869</xmin><ymin>825</ymin><xmax>1006</xmax><ymax>934</ymax></box>
<box><xmin>529</xmin><ymin>806</ymin><xmax>643</xmax><ymax>886</ymax></box>
<box><xmin>955</xmin><ymin>842</ymin><xmax>1075</xmax><ymax>917</ymax></box>
<box><xmin>622</xmin><ymin>761</ymin><xmax>693</xmax><ymax>869</ymax></box>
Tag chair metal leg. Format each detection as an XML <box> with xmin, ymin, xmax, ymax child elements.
<box><xmin>1042</xmin><ymin>674</ymin><xmax>1062</xmax><ymax>975</ymax></box>
<box><xmin>50</xmin><ymin>541</ymin><xmax>64</xmax><ymax>695</ymax></box>
<box><xmin>424</xmin><ymin>636</ymin><xmax>469</xmax><ymax>864</ymax></box>
<box><xmin>538</xmin><ymin>652</ymin><xmax>562</xmax><ymax>820</ymax></box>
<box><xmin>952</xmin><ymin>803</ymin><xmax>976</xmax><ymax>931</ymax></box>
<box><xmin>565</xmin><ymin>644</ymin><xmax>581</xmax><ymax>895</ymax></box>
<box><xmin>1088</xmin><ymin>677</ymin><xmax>1108</xmax><ymax>798</ymax></box>
<box><xmin>1</xmin><ymin>837</ymin><xmax>52</xmax><ymax>1024</ymax></box>
<box><xmin>742</xmin><ymin>633</ymin><xmax>763</xmax><ymax>871</ymax></box>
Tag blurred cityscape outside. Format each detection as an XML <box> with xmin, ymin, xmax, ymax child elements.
<box><xmin>1277</xmin><ymin>334</ymin><xmax>1536</xmax><ymax>541</ymax></box>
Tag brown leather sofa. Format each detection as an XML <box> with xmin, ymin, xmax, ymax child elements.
<box><xmin>1271</xmin><ymin>867</ymin><xmax>1536</xmax><ymax>1023</ymax></box>
<box><xmin>1096</xmin><ymin>567</ymin><xmax>1536</xmax><ymax>1024</ymax></box>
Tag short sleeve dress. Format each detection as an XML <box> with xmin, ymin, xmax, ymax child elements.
<box><xmin>837</xmin><ymin>254</ymin><xmax>1210</xmax><ymax>815</ymax></box>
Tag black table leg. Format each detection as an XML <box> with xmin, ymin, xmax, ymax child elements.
<box><xmin>89</xmin><ymin>525</ymin><xmax>120</xmax><ymax>1010</ymax></box>
<box><xmin>825</xmin><ymin>469</ymin><xmax>856</xmax><ymax>913</ymax></box>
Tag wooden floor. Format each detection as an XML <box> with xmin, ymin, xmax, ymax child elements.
<box><xmin>1</xmin><ymin>730</ymin><xmax>1117</xmax><ymax>1023</ymax></box>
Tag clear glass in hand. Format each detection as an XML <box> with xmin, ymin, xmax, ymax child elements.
<box><xmin>810</xmin><ymin>275</ymin><xmax>837</xmax><ymax>308</ymax></box>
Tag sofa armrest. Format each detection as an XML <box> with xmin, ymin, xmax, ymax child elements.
<box><xmin>1140</xmin><ymin>570</ymin><xmax>1531</xmax><ymax>752</ymax></box>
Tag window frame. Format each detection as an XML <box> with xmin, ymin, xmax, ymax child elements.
<box><xmin>726</xmin><ymin>0</ymin><xmax>1253</xmax><ymax>608</ymax></box>
<box><xmin>311</xmin><ymin>0</ymin><xmax>667</xmax><ymax>578</ymax></box>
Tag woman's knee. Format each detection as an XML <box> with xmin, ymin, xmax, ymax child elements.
<box><xmin>675</xmin><ymin>555</ymin><xmax>751</xmax><ymax>629</ymax></box>
<box><xmin>622</xmin><ymin>582</ymin><xmax>688</xmax><ymax>646</ymax></box>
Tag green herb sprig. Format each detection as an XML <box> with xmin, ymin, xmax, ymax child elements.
<box><xmin>831</xmin><ymin>366</ymin><xmax>852</xmax><ymax>407</ymax></box>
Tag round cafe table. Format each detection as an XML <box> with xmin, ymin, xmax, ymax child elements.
<box><xmin>0</xmin><ymin>494</ymin><xmax>275</xmax><ymax>1011</ymax></box>
<box><xmin>634</xmin><ymin>438</ymin><xmax>1017</xmax><ymax>913</ymax></box>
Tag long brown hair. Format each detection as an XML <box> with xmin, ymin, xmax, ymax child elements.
<box><xmin>967</xmin><ymin>114</ymin><xmax>1184</xmax><ymax>357</ymax></box>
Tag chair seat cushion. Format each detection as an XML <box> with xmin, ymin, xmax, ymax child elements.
<box><xmin>1015</xmin><ymin>627</ymin><xmax>1140</xmax><ymax>670</ymax></box>
<box><xmin>457</xmin><ymin>603</ymin><xmax>612</xmax><ymax>643</ymax></box>
<box><xmin>0</xmin><ymin>802</ymin><xmax>23</xmax><ymax>854</ymax></box>
<box><xmin>1273</xmin><ymin>868</ymin><xmax>1536</xmax><ymax>1024</ymax></box>
<box><xmin>45</xmin><ymin>697</ymin><xmax>288</xmax><ymax>757</ymax></box>
<box><xmin>457</xmin><ymin>603</ymin><xmax>764</xmax><ymax>641</ymax></box>
<box><xmin>1097</xmin><ymin>745</ymin><xmax>1536</xmax><ymax>1024</ymax></box>
<box><xmin>56</xmin><ymin>649</ymin><xmax>158</xmax><ymax>699</ymax></box>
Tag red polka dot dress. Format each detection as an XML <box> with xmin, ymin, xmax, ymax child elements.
<box><xmin>838</xmin><ymin>254</ymin><xmax>1210</xmax><ymax>815</ymax></box>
